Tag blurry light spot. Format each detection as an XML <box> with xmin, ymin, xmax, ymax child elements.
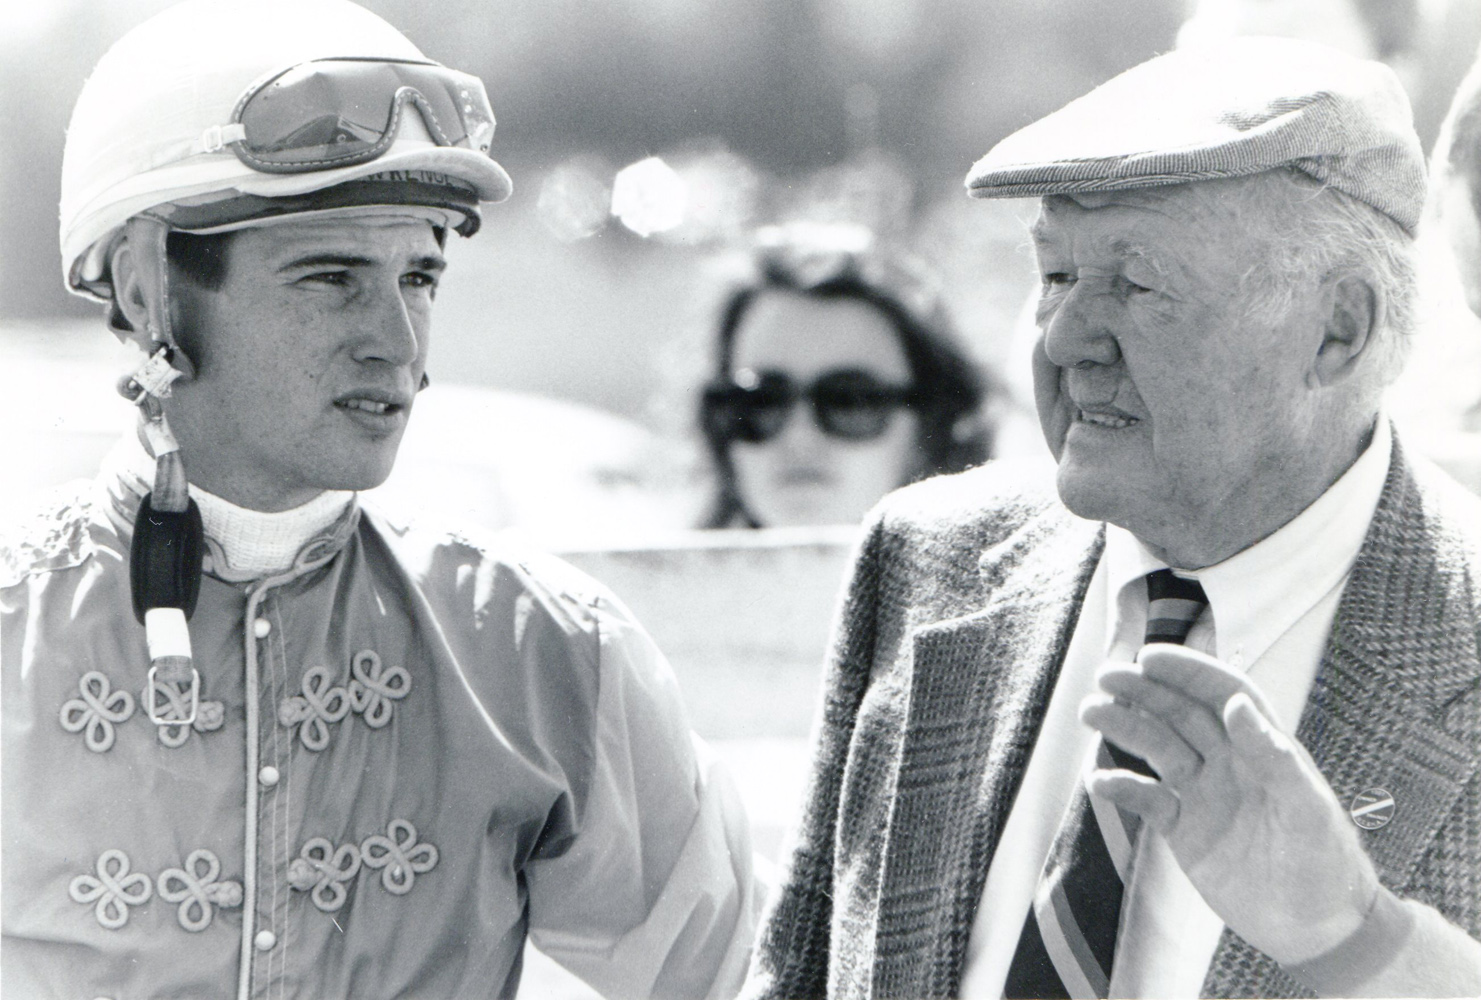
<box><xmin>536</xmin><ymin>159</ymin><xmax>612</xmax><ymax>242</ymax></box>
<box><xmin>612</xmin><ymin>156</ymin><xmax>688</xmax><ymax>238</ymax></box>
<box><xmin>654</xmin><ymin>146</ymin><xmax>760</xmax><ymax>247</ymax></box>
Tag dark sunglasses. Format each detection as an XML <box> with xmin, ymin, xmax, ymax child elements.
<box><xmin>224</xmin><ymin>57</ymin><xmax>496</xmax><ymax>173</ymax></box>
<box><xmin>703</xmin><ymin>368</ymin><xmax>920</xmax><ymax>444</ymax></box>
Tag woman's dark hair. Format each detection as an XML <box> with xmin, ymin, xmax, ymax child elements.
<box><xmin>701</xmin><ymin>233</ymin><xmax>996</xmax><ymax>527</ymax></box>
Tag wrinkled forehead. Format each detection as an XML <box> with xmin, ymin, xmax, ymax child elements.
<box><xmin>1029</xmin><ymin>178</ymin><xmax>1271</xmax><ymax>264</ymax></box>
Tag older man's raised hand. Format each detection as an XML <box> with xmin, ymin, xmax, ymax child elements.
<box><xmin>1079</xmin><ymin>645</ymin><xmax>1379</xmax><ymax>968</ymax></box>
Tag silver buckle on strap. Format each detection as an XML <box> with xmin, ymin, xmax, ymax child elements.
<box><xmin>146</xmin><ymin>664</ymin><xmax>200</xmax><ymax>728</ymax></box>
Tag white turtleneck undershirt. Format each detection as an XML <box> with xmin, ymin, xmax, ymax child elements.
<box><xmin>123</xmin><ymin>430</ymin><xmax>354</xmax><ymax>579</ymax></box>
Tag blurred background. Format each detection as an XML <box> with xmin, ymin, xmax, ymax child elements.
<box><xmin>6</xmin><ymin>0</ymin><xmax>1481</xmax><ymax>994</ymax></box>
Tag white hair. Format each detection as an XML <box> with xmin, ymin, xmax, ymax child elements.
<box><xmin>1237</xmin><ymin>168</ymin><xmax>1419</xmax><ymax>388</ymax></box>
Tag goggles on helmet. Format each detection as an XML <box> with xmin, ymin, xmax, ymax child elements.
<box><xmin>221</xmin><ymin>57</ymin><xmax>496</xmax><ymax>174</ymax></box>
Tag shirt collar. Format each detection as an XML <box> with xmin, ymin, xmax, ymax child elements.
<box><xmin>102</xmin><ymin>430</ymin><xmax>360</xmax><ymax>583</ymax></box>
<box><xmin>1104</xmin><ymin>415</ymin><xmax>1392</xmax><ymax>665</ymax></box>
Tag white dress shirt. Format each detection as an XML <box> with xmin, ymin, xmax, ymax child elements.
<box><xmin>959</xmin><ymin>418</ymin><xmax>1391</xmax><ymax>998</ymax></box>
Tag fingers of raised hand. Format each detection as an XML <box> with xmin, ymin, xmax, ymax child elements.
<box><xmin>1085</xmin><ymin>769</ymin><xmax>1179</xmax><ymax>834</ymax></box>
<box><xmin>1222</xmin><ymin>692</ymin><xmax>1307</xmax><ymax>788</ymax></box>
<box><xmin>1096</xmin><ymin>664</ymin><xmax>1227</xmax><ymax>761</ymax></box>
<box><xmin>1080</xmin><ymin>692</ymin><xmax>1203</xmax><ymax>786</ymax></box>
<box><xmin>1137</xmin><ymin>644</ymin><xmax>1278</xmax><ymax>720</ymax></box>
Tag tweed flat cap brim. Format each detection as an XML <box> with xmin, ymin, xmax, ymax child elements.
<box><xmin>965</xmin><ymin>37</ymin><xmax>1425</xmax><ymax>234</ymax></box>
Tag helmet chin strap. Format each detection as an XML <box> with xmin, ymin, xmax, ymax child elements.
<box><xmin>118</xmin><ymin>214</ymin><xmax>204</xmax><ymax>733</ymax></box>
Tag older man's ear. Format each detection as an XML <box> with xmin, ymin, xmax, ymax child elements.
<box><xmin>1312</xmin><ymin>274</ymin><xmax>1380</xmax><ymax>387</ymax></box>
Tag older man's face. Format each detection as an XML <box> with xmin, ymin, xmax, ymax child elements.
<box><xmin>1030</xmin><ymin>183</ymin><xmax>1325</xmax><ymax>564</ymax></box>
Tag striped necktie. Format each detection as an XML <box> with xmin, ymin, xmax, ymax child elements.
<box><xmin>1002</xmin><ymin>569</ymin><xmax>1208</xmax><ymax>999</ymax></box>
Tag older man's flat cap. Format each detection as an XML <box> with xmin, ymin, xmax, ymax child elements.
<box><xmin>965</xmin><ymin>37</ymin><xmax>1425</xmax><ymax>233</ymax></box>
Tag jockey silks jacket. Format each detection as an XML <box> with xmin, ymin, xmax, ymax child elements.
<box><xmin>2</xmin><ymin>441</ymin><xmax>760</xmax><ymax>1000</ymax></box>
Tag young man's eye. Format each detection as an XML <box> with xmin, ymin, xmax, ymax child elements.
<box><xmin>402</xmin><ymin>272</ymin><xmax>438</xmax><ymax>288</ymax></box>
<box><xmin>302</xmin><ymin>271</ymin><xmax>350</xmax><ymax>286</ymax></box>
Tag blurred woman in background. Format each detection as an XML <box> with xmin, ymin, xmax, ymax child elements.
<box><xmin>699</xmin><ymin>226</ymin><xmax>995</xmax><ymax>527</ymax></box>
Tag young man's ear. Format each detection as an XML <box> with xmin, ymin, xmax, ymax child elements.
<box><xmin>107</xmin><ymin>238</ymin><xmax>153</xmax><ymax>349</ymax></box>
<box><xmin>1313</xmin><ymin>274</ymin><xmax>1379</xmax><ymax>387</ymax></box>
<box><xmin>107</xmin><ymin>235</ymin><xmax>198</xmax><ymax>379</ymax></box>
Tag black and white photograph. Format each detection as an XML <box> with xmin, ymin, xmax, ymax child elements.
<box><xmin>3</xmin><ymin>0</ymin><xmax>1480</xmax><ymax>996</ymax></box>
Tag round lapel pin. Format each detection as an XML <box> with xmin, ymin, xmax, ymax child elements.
<box><xmin>1350</xmin><ymin>788</ymin><xmax>1396</xmax><ymax>830</ymax></box>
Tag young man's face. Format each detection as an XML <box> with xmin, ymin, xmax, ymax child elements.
<box><xmin>163</xmin><ymin>217</ymin><xmax>446</xmax><ymax>511</ymax></box>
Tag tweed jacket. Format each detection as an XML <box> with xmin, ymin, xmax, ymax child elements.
<box><xmin>746</xmin><ymin>435</ymin><xmax>1481</xmax><ymax>999</ymax></box>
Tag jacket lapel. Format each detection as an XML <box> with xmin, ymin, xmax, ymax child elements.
<box><xmin>1203</xmin><ymin>438</ymin><xmax>1481</xmax><ymax>998</ymax></box>
<box><xmin>873</xmin><ymin>505</ymin><xmax>1104</xmax><ymax>998</ymax></box>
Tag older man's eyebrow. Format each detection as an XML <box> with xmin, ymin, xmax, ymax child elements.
<box><xmin>1109</xmin><ymin>238</ymin><xmax>1168</xmax><ymax>275</ymax></box>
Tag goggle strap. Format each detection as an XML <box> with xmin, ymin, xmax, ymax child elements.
<box><xmin>198</xmin><ymin>123</ymin><xmax>248</xmax><ymax>155</ymax></box>
<box><xmin>401</xmin><ymin>89</ymin><xmax>458</xmax><ymax>146</ymax></box>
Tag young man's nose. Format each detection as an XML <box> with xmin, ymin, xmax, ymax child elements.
<box><xmin>353</xmin><ymin>282</ymin><xmax>422</xmax><ymax>366</ymax></box>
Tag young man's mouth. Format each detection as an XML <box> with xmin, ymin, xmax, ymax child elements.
<box><xmin>338</xmin><ymin>398</ymin><xmax>402</xmax><ymax>415</ymax></box>
<box><xmin>334</xmin><ymin>392</ymin><xmax>411</xmax><ymax>422</ymax></box>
